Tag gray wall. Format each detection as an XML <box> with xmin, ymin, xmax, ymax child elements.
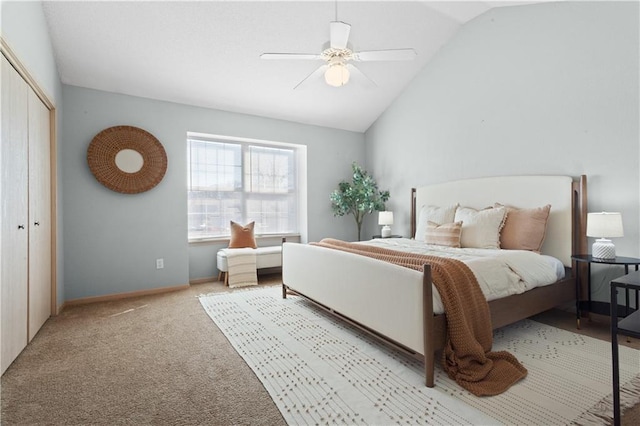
<box><xmin>364</xmin><ymin>1</ymin><xmax>639</xmax><ymax>303</ymax></box>
<box><xmin>62</xmin><ymin>86</ymin><xmax>364</xmax><ymax>299</ymax></box>
<box><xmin>1</xmin><ymin>0</ymin><xmax>65</xmax><ymax>307</ymax></box>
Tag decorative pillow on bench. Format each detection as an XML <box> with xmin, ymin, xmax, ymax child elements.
<box><xmin>229</xmin><ymin>221</ymin><xmax>257</xmax><ymax>249</ymax></box>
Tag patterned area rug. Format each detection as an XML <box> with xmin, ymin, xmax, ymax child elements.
<box><xmin>199</xmin><ymin>286</ymin><xmax>640</xmax><ymax>425</ymax></box>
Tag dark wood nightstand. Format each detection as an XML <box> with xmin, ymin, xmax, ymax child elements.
<box><xmin>572</xmin><ymin>255</ymin><xmax>640</xmax><ymax>326</ymax></box>
<box><xmin>610</xmin><ymin>271</ymin><xmax>640</xmax><ymax>426</ymax></box>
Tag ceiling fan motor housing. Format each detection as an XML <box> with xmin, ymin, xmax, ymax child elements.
<box><xmin>322</xmin><ymin>47</ymin><xmax>353</xmax><ymax>62</ymax></box>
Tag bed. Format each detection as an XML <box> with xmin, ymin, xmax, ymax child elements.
<box><xmin>282</xmin><ymin>175</ymin><xmax>588</xmax><ymax>388</ymax></box>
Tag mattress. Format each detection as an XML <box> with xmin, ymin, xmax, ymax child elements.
<box><xmin>361</xmin><ymin>238</ymin><xmax>565</xmax><ymax>313</ymax></box>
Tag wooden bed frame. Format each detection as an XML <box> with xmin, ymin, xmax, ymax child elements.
<box><xmin>282</xmin><ymin>175</ymin><xmax>587</xmax><ymax>387</ymax></box>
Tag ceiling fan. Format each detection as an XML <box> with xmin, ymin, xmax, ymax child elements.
<box><xmin>260</xmin><ymin>20</ymin><xmax>416</xmax><ymax>89</ymax></box>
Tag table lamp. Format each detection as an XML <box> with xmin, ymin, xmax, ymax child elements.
<box><xmin>586</xmin><ymin>212</ymin><xmax>624</xmax><ymax>259</ymax></box>
<box><xmin>378</xmin><ymin>211</ymin><xmax>394</xmax><ymax>238</ymax></box>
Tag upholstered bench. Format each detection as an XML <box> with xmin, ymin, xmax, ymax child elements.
<box><xmin>217</xmin><ymin>246</ymin><xmax>283</xmax><ymax>286</ymax></box>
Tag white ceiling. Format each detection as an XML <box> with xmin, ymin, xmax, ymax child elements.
<box><xmin>42</xmin><ymin>1</ymin><xmax>539</xmax><ymax>132</ymax></box>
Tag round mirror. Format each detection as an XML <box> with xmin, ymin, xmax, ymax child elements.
<box><xmin>115</xmin><ymin>149</ymin><xmax>144</xmax><ymax>173</ymax></box>
<box><xmin>87</xmin><ymin>125</ymin><xmax>167</xmax><ymax>194</ymax></box>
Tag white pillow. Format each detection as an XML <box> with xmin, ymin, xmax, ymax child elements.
<box><xmin>454</xmin><ymin>206</ymin><xmax>506</xmax><ymax>249</ymax></box>
<box><xmin>415</xmin><ymin>204</ymin><xmax>458</xmax><ymax>241</ymax></box>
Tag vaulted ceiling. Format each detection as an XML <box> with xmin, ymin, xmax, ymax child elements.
<box><xmin>42</xmin><ymin>1</ymin><xmax>541</xmax><ymax>132</ymax></box>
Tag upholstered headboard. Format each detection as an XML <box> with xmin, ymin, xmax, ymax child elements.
<box><xmin>412</xmin><ymin>175</ymin><xmax>587</xmax><ymax>267</ymax></box>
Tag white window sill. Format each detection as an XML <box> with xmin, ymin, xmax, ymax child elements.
<box><xmin>188</xmin><ymin>233</ymin><xmax>300</xmax><ymax>245</ymax></box>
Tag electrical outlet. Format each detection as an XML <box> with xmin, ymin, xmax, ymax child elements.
<box><xmin>156</xmin><ymin>258</ymin><xmax>164</xmax><ymax>269</ymax></box>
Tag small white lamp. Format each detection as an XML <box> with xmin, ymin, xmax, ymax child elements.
<box><xmin>586</xmin><ymin>212</ymin><xmax>624</xmax><ymax>259</ymax></box>
<box><xmin>378</xmin><ymin>211</ymin><xmax>394</xmax><ymax>238</ymax></box>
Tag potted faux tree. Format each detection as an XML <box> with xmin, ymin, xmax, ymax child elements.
<box><xmin>330</xmin><ymin>162</ymin><xmax>390</xmax><ymax>241</ymax></box>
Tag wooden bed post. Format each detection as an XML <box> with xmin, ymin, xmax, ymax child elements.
<box><xmin>572</xmin><ymin>175</ymin><xmax>588</xmax><ymax>325</ymax></box>
<box><xmin>422</xmin><ymin>264</ymin><xmax>435</xmax><ymax>387</ymax></box>
<box><xmin>414</xmin><ymin>188</ymin><xmax>435</xmax><ymax>386</ymax></box>
<box><xmin>573</xmin><ymin>175</ymin><xmax>588</xmax><ymax>258</ymax></box>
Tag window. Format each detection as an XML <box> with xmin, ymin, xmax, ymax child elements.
<box><xmin>187</xmin><ymin>133</ymin><xmax>303</xmax><ymax>241</ymax></box>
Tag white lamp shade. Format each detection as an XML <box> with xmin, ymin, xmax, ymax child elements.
<box><xmin>378</xmin><ymin>211</ymin><xmax>394</xmax><ymax>226</ymax></box>
<box><xmin>324</xmin><ymin>63</ymin><xmax>350</xmax><ymax>87</ymax></box>
<box><xmin>586</xmin><ymin>212</ymin><xmax>624</xmax><ymax>238</ymax></box>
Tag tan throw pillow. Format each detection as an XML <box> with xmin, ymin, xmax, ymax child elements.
<box><xmin>454</xmin><ymin>206</ymin><xmax>506</xmax><ymax>249</ymax></box>
<box><xmin>425</xmin><ymin>221</ymin><xmax>462</xmax><ymax>248</ymax></box>
<box><xmin>415</xmin><ymin>204</ymin><xmax>459</xmax><ymax>240</ymax></box>
<box><xmin>229</xmin><ymin>221</ymin><xmax>257</xmax><ymax>249</ymax></box>
<box><xmin>497</xmin><ymin>203</ymin><xmax>551</xmax><ymax>252</ymax></box>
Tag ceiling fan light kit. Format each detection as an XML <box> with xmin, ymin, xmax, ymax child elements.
<box><xmin>325</xmin><ymin>59</ymin><xmax>350</xmax><ymax>87</ymax></box>
<box><xmin>261</xmin><ymin>18</ymin><xmax>416</xmax><ymax>89</ymax></box>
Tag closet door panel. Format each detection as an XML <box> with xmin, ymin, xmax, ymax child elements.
<box><xmin>1</xmin><ymin>55</ymin><xmax>29</xmax><ymax>374</ymax></box>
<box><xmin>28</xmin><ymin>88</ymin><xmax>51</xmax><ymax>341</ymax></box>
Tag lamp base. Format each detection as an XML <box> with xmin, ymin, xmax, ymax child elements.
<box><xmin>381</xmin><ymin>225</ymin><xmax>391</xmax><ymax>238</ymax></box>
<box><xmin>592</xmin><ymin>238</ymin><xmax>616</xmax><ymax>259</ymax></box>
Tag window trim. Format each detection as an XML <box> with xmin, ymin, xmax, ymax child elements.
<box><xmin>187</xmin><ymin>132</ymin><xmax>306</xmax><ymax>243</ymax></box>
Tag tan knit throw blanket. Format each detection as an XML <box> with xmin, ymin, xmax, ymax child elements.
<box><xmin>311</xmin><ymin>238</ymin><xmax>527</xmax><ymax>396</ymax></box>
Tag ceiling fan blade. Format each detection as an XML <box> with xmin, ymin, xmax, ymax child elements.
<box><xmin>293</xmin><ymin>64</ymin><xmax>328</xmax><ymax>90</ymax></box>
<box><xmin>261</xmin><ymin>53</ymin><xmax>323</xmax><ymax>60</ymax></box>
<box><xmin>354</xmin><ymin>48</ymin><xmax>417</xmax><ymax>62</ymax></box>
<box><xmin>330</xmin><ymin>21</ymin><xmax>351</xmax><ymax>49</ymax></box>
<box><xmin>345</xmin><ymin>64</ymin><xmax>377</xmax><ymax>88</ymax></box>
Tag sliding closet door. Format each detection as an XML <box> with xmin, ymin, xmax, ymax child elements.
<box><xmin>1</xmin><ymin>55</ymin><xmax>29</xmax><ymax>373</ymax></box>
<box><xmin>28</xmin><ymin>88</ymin><xmax>52</xmax><ymax>341</ymax></box>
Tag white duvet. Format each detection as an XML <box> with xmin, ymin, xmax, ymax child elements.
<box><xmin>361</xmin><ymin>238</ymin><xmax>564</xmax><ymax>313</ymax></box>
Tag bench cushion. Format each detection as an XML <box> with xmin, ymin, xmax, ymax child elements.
<box><xmin>217</xmin><ymin>246</ymin><xmax>282</xmax><ymax>272</ymax></box>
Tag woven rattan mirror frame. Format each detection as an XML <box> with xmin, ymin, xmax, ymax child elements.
<box><xmin>87</xmin><ymin>125</ymin><xmax>167</xmax><ymax>194</ymax></box>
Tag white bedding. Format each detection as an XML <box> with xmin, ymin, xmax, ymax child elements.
<box><xmin>360</xmin><ymin>238</ymin><xmax>564</xmax><ymax>314</ymax></box>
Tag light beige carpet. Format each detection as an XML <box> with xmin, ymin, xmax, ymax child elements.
<box><xmin>1</xmin><ymin>276</ymin><xmax>286</xmax><ymax>425</ymax></box>
<box><xmin>1</xmin><ymin>274</ymin><xmax>639</xmax><ymax>425</ymax></box>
